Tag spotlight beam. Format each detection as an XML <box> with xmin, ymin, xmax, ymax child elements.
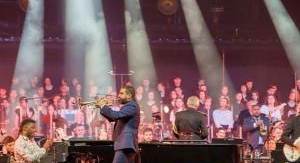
<box><xmin>13</xmin><ymin>0</ymin><xmax>44</xmax><ymax>93</ymax></box>
<box><xmin>180</xmin><ymin>0</ymin><xmax>234</xmax><ymax>96</ymax></box>
<box><xmin>264</xmin><ymin>0</ymin><xmax>300</xmax><ymax>74</ymax></box>
<box><xmin>125</xmin><ymin>0</ymin><xmax>157</xmax><ymax>86</ymax></box>
<box><xmin>65</xmin><ymin>0</ymin><xmax>115</xmax><ymax>98</ymax></box>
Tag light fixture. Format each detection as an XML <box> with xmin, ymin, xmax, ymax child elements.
<box><xmin>158</xmin><ymin>0</ymin><xmax>178</xmax><ymax>15</ymax></box>
<box><xmin>18</xmin><ymin>0</ymin><xmax>29</xmax><ymax>12</ymax></box>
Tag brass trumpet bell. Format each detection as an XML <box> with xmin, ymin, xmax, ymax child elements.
<box><xmin>260</xmin><ymin>125</ymin><xmax>267</xmax><ymax>136</ymax></box>
<box><xmin>78</xmin><ymin>100</ymin><xmax>97</xmax><ymax>106</ymax></box>
<box><xmin>79</xmin><ymin>97</ymin><xmax>117</xmax><ymax>107</ymax></box>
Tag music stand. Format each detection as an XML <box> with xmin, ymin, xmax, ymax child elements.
<box><xmin>108</xmin><ymin>70</ymin><xmax>134</xmax><ymax>88</ymax></box>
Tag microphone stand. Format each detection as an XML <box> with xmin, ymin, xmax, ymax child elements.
<box><xmin>159</xmin><ymin>101</ymin><xmax>164</xmax><ymax>141</ymax></box>
<box><xmin>206</xmin><ymin>107</ymin><xmax>211</xmax><ymax>141</ymax></box>
<box><xmin>263</xmin><ymin>121</ymin><xmax>274</xmax><ymax>162</ymax></box>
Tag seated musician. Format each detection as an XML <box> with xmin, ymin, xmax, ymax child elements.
<box><xmin>14</xmin><ymin>119</ymin><xmax>53</xmax><ymax>163</ymax></box>
<box><xmin>264</xmin><ymin>127</ymin><xmax>283</xmax><ymax>151</ymax></box>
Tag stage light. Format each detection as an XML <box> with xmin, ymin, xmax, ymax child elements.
<box><xmin>19</xmin><ymin>0</ymin><xmax>29</xmax><ymax>12</ymax></box>
<box><xmin>158</xmin><ymin>0</ymin><xmax>178</xmax><ymax>15</ymax></box>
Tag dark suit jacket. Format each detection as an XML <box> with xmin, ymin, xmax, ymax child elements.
<box><xmin>174</xmin><ymin>108</ymin><xmax>208</xmax><ymax>140</ymax></box>
<box><xmin>281</xmin><ymin>115</ymin><xmax>300</xmax><ymax>147</ymax></box>
<box><xmin>238</xmin><ymin>109</ymin><xmax>251</xmax><ymax>125</ymax></box>
<box><xmin>243</xmin><ymin>114</ymin><xmax>269</xmax><ymax>149</ymax></box>
<box><xmin>100</xmin><ymin>100</ymin><xmax>140</xmax><ymax>152</ymax></box>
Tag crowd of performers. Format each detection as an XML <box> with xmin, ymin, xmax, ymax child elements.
<box><xmin>0</xmin><ymin>76</ymin><xmax>299</xmax><ymax>154</ymax></box>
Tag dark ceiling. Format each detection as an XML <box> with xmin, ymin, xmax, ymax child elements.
<box><xmin>0</xmin><ymin>0</ymin><xmax>299</xmax><ymax>42</ymax></box>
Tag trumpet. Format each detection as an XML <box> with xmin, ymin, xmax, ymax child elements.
<box><xmin>79</xmin><ymin>97</ymin><xmax>118</xmax><ymax>107</ymax></box>
<box><xmin>254</xmin><ymin>117</ymin><xmax>267</xmax><ymax>136</ymax></box>
<box><xmin>260</xmin><ymin>123</ymin><xmax>267</xmax><ymax>136</ymax></box>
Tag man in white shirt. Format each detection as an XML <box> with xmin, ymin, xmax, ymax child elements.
<box><xmin>14</xmin><ymin>119</ymin><xmax>53</xmax><ymax>163</ymax></box>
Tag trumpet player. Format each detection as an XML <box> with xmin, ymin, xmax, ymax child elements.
<box><xmin>243</xmin><ymin>104</ymin><xmax>270</xmax><ymax>153</ymax></box>
<box><xmin>97</xmin><ymin>85</ymin><xmax>140</xmax><ymax>163</ymax></box>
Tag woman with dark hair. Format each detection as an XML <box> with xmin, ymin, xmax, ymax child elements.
<box><xmin>260</xmin><ymin>94</ymin><xmax>285</xmax><ymax>122</ymax></box>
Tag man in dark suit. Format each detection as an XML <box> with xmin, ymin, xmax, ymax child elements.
<box><xmin>238</xmin><ymin>100</ymin><xmax>255</xmax><ymax>139</ymax></box>
<box><xmin>281</xmin><ymin>104</ymin><xmax>300</xmax><ymax>163</ymax></box>
<box><xmin>174</xmin><ymin>96</ymin><xmax>207</xmax><ymax>140</ymax></box>
<box><xmin>243</xmin><ymin>104</ymin><xmax>269</xmax><ymax>153</ymax></box>
<box><xmin>99</xmin><ymin>85</ymin><xmax>140</xmax><ymax>163</ymax></box>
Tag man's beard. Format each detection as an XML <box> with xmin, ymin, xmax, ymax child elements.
<box><xmin>119</xmin><ymin>98</ymin><xmax>127</xmax><ymax>104</ymax></box>
<box><xmin>253</xmin><ymin>114</ymin><xmax>260</xmax><ymax>117</ymax></box>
